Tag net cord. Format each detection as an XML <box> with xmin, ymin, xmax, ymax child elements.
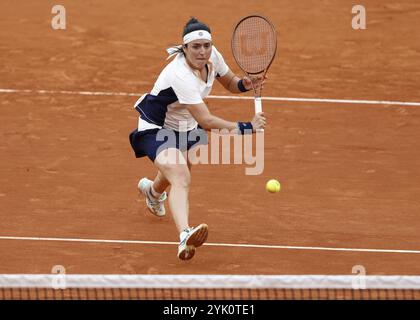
<box><xmin>1</xmin><ymin>275</ymin><xmax>420</xmax><ymax>290</ymax></box>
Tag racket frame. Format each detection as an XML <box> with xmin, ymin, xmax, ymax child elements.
<box><xmin>231</xmin><ymin>15</ymin><xmax>277</xmax><ymax>118</ymax></box>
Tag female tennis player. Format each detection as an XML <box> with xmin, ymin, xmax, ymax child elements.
<box><xmin>129</xmin><ymin>17</ymin><xmax>266</xmax><ymax>260</ymax></box>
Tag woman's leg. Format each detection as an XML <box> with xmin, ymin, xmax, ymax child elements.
<box><xmin>145</xmin><ymin>150</ymin><xmax>193</xmax><ymax>216</ymax></box>
<box><xmin>154</xmin><ymin>148</ymin><xmax>191</xmax><ymax>233</ymax></box>
<box><xmin>155</xmin><ymin>147</ymin><xmax>207</xmax><ymax>260</ymax></box>
<box><xmin>151</xmin><ymin>151</ymin><xmax>192</xmax><ymax>196</ymax></box>
<box><xmin>151</xmin><ymin>170</ymin><xmax>170</xmax><ymax>196</ymax></box>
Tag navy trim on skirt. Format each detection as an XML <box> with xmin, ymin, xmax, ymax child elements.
<box><xmin>129</xmin><ymin>127</ymin><xmax>208</xmax><ymax>162</ymax></box>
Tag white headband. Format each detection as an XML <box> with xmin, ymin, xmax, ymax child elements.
<box><xmin>183</xmin><ymin>30</ymin><xmax>212</xmax><ymax>44</ymax></box>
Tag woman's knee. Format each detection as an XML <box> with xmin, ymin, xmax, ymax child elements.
<box><xmin>155</xmin><ymin>149</ymin><xmax>190</xmax><ymax>188</ymax></box>
<box><xmin>168</xmin><ymin>166</ymin><xmax>191</xmax><ymax>188</ymax></box>
<box><xmin>156</xmin><ymin>163</ymin><xmax>191</xmax><ymax>189</ymax></box>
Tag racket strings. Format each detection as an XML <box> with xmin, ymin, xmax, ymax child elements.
<box><xmin>232</xmin><ymin>16</ymin><xmax>277</xmax><ymax>74</ymax></box>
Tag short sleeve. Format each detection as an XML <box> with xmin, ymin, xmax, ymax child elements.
<box><xmin>171</xmin><ymin>74</ymin><xmax>203</xmax><ymax>104</ymax></box>
<box><xmin>212</xmin><ymin>46</ymin><xmax>229</xmax><ymax>77</ymax></box>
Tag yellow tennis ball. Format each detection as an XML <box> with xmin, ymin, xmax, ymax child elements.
<box><xmin>266</xmin><ymin>179</ymin><xmax>281</xmax><ymax>193</ymax></box>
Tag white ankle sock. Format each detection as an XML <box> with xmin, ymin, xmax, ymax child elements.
<box><xmin>180</xmin><ymin>229</ymin><xmax>190</xmax><ymax>241</ymax></box>
<box><xmin>149</xmin><ymin>184</ymin><xmax>162</xmax><ymax>199</ymax></box>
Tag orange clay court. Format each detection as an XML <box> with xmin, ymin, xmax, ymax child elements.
<box><xmin>0</xmin><ymin>0</ymin><xmax>420</xmax><ymax>276</ymax></box>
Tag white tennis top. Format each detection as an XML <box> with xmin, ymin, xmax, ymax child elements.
<box><xmin>134</xmin><ymin>46</ymin><xmax>229</xmax><ymax>132</ymax></box>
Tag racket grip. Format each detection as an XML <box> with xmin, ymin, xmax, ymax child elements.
<box><xmin>254</xmin><ymin>97</ymin><xmax>262</xmax><ymax>114</ymax></box>
<box><xmin>254</xmin><ymin>97</ymin><xmax>264</xmax><ymax>132</ymax></box>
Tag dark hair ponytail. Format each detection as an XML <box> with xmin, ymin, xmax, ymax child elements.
<box><xmin>182</xmin><ymin>17</ymin><xmax>211</xmax><ymax>37</ymax></box>
<box><xmin>166</xmin><ymin>17</ymin><xmax>211</xmax><ymax>57</ymax></box>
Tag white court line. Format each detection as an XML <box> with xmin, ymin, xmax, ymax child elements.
<box><xmin>1</xmin><ymin>235</ymin><xmax>420</xmax><ymax>254</ymax></box>
<box><xmin>1</xmin><ymin>88</ymin><xmax>420</xmax><ymax>106</ymax></box>
<box><xmin>0</xmin><ymin>88</ymin><xmax>138</xmax><ymax>97</ymax></box>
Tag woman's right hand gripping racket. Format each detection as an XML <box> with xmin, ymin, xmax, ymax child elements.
<box><xmin>231</xmin><ymin>15</ymin><xmax>277</xmax><ymax>132</ymax></box>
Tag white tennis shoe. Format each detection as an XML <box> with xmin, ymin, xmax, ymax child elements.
<box><xmin>178</xmin><ymin>223</ymin><xmax>209</xmax><ymax>260</ymax></box>
<box><xmin>138</xmin><ymin>178</ymin><xmax>167</xmax><ymax>217</ymax></box>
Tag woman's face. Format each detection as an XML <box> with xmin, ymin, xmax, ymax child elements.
<box><xmin>184</xmin><ymin>40</ymin><xmax>212</xmax><ymax>70</ymax></box>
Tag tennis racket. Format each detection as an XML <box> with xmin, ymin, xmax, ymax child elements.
<box><xmin>231</xmin><ymin>15</ymin><xmax>277</xmax><ymax>121</ymax></box>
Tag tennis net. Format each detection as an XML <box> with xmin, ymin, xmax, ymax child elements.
<box><xmin>1</xmin><ymin>274</ymin><xmax>420</xmax><ymax>300</ymax></box>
